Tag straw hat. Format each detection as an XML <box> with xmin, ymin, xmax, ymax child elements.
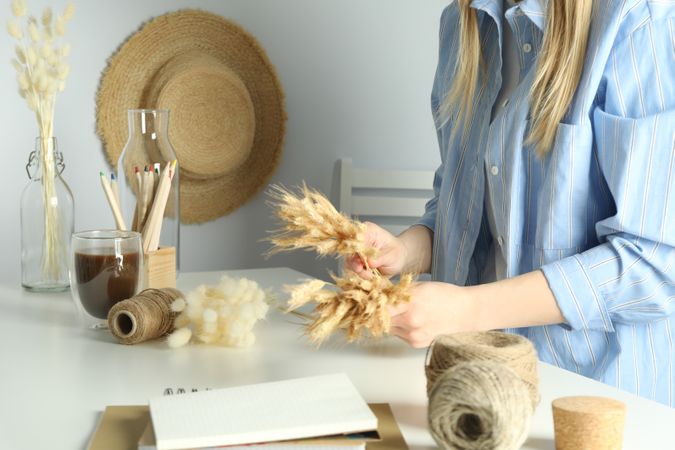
<box><xmin>96</xmin><ymin>9</ymin><xmax>286</xmax><ymax>224</ymax></box>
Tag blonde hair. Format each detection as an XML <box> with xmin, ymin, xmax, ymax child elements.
<box><xmin>440</xmin><ymin>0</ymin><xmax>593</xmax><ymax>156</ymax></box>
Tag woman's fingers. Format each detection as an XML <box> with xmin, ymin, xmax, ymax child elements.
<box><xmin>344</xmin><ymin>254</ymin><xmax>374</xmax><ymax>279</ymax></box>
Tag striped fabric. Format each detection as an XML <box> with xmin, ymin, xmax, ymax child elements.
<box><xmin>419</xmin><ymin>0</ymin><xmax>675</xmax><ymax>406</ymax></box>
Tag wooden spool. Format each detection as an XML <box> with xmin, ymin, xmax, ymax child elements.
<box><xmin>552</xmin><ymin>396</ymin><xmax>626</xmax><ymax>450</ymax></box>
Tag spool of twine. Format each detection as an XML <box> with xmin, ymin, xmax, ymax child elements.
<box><xmin>428</xmin><ymin>361</ymin><xmax>533</xmax><ymax>450</ymax></box>
<box><xmin>425</xmin><ymin>331</ymin><xmax>540</xmax><ymax>409</ymax></box>
<box><xmin>425</xmin><ymin>332</ymin><xmax>540</xmax><ymax>450</ymax></box>
<box><xmin>108</xmin><ymin>288</ymin><xmax>184</xmax><ymax>345</ymax></box>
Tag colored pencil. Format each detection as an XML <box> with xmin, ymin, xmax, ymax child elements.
<box><xmin>99</xmin><ymin>171</ymin><xmax>127</xmax><ymax>230</ymax></box>
<box><xmin>143</xmin><ymin>160</ymin><xmax>176</xmax><ymax>253</ymax></box>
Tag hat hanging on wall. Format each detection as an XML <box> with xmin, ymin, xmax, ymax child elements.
<box><xmin>96</xmin><ymin>9</ymin><xmax>286</xmax><ymax>224</ymax></box>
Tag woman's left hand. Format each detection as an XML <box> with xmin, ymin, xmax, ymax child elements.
<box><xmin>389</xmin><ymin>281</ymin><xmax>478</xmax><ymax>348</ymax></box>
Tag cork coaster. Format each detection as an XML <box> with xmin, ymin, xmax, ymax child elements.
<box><xmin>552</xmin><ymin>396</ymin><xmax>626</xmax><ymax>450</ymax></box>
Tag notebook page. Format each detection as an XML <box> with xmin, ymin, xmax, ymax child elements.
<box><xmin>149</xmin><ymin>373</ymin><xmax>377</xmax><ymax>450</ymax></box>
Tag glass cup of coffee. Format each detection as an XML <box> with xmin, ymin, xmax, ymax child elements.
<box><xmin>69</xmin><ymin>230</ymin><xmax>143</xmax><ymax>329</ymax></box>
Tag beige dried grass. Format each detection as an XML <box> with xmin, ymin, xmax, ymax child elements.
<box><xmin>267</xmin><ymin>183</ymin><xmax>376</xmax><ymax>263</ymax></box>
<box><xmin>267</xmin><ymin>184</ymin><xmax>415</xmax><ymax>345</ymax></box>
<box><xmin>7</xmin><ymin>0</ymin><xmax>74</xmax><ymax>281</ymax></box>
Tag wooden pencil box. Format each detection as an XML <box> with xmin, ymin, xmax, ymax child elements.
<box><xmin>144</xmin><ymin>246</ymin><xmax>176</xmax><ymax>289</ymax></box>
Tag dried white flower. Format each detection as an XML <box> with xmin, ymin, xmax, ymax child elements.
<box><xmin>25</xmin><ymin>46</ymin><xmax>37</xmax><ymax>66</ymax></box>
<box><xmin>170</xmin><ymin>297</ymin><xmax>186</xmax><ymax>312</ymax></box>
<box><xmin>42</xmin><ymin>27</ymin><xmax>52</xmax><ymax>42</ymax></box>
<box><xmin>36</xmin><ymin>74</ymin><xmax>48</xmax><ymax>93</ymax></box>
<box><xmin>57</xmin><ymin>63</ymin><xmax>69</xmax><ymax>80</ymax></box>
<box><xmin>15</xmin><ymin>46</ymin><xmax>26</xmax><ymax>63</ymax></box>
<box><xmin>167</xmin><ymin>327</ymin><xmax>192</xmax><ymax>348</ymax></box>
<box><xmin>11</xmin><ymin>0</ymin><xmax>26</xmax><ymax>18</ymax></box>
<box><xmin>40</xmin><ymin>43</ymin><xmax>51</xmax><ymax>59</ymax></box>
<box><xmin>17</xmin><ymin>71</ymin><xmax>29</xmax><ymax>90</ymax></box>
<box><xmin>62</xmin><ymin>3</ymin><xmax>75</xmax><ymax>21</ymax></box>
<box><xmin>168</xmin><ymin>275</ymin><xmax>270</xmax><ymax>349</ymax></box>
<box><xmin>7</xmin><ymin>20</ymin><xmax>23</xmax><ymax>39</ymax></box>
<box><xmin>41</xmin><ymin>7</ymin><xmax>52</xmax><ymax>27</ymax></box>
<box><xmin>54</xmin><ymin>16</ymin><xmax>65</xmax><ymax>36</ymax></box>
<box><xmin>60</xmin><ymin>43</ymin><xmax>71</xmax><ymax>57</ymax></box>
<box><xmin>48</xmin><ymin>79</ymin><xmax>59</xmax><ymax>94</ymax></box>
<box><xmin>25</xmin><ymin>93</ymin><xmax>37</xmax><ymax>111</ymax></box>
<box><xmin>27</xmin><ymin>20</ymin><xmax>39</xmax><ymax>42</ymax></box>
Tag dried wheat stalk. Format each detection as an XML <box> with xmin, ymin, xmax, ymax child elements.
<box><xmin>267</xmin><ymin>184</ymin><xmax>415</xmax><ymax>345</ymax></box>
<box><xmin>267</xmin><ymin>183</ymin><xmax>376</xmax><ymax>263</ymax></box>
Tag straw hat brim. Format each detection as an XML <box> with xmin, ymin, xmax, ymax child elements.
<box><xmin>96</xmin><ymin>9</ymin><xmax>286</xmax><ymax>224</ymax></box>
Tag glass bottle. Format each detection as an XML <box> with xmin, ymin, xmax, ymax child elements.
<box><xmin>20</xmin><ymin>137</ymin><xmax>75</xmax><ymax>291</ymax></box>
<box><xmin>116</xmin><ymin>109</ymin><xmax>180</xmax><ymax>270</ymax></box>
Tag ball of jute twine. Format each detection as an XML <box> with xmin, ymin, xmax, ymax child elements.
<box><xmin>425</xmin><ymin>332</ymin><xmax>540</xmax><ymax>450</ymax></box>
<box><xmin>426</xmin><ymin>332</ymin><xmax>540</xmax><ymax>408</ymax></box>
<box><xmin>429</xmin><ymin>361</ymin><xmax>533</xmax><ymax>450</ymax></box>
<box><xmin>108</xmin><ymin>288</ymin><xmax>184</xmax><ymax>345</ymax></box>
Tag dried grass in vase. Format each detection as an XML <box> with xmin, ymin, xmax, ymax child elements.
<box><xmin>7</xmin><ymin>0</ymin><xmax>75</xmax><ymax>280</ymax></box>
<box><xmin>267</xmin><ymin>184</ymin><xmax>415</xmax><ymax>345</ymax></box>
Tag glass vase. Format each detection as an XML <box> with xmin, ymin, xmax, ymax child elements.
<box><xmin>21</xmin><ymin>137</ymin><xmax>75</xmax><ymax>291</ymax></box>
<box><xmin>116</xmin><ymin>109</ymin><xmax>180</xmax><ymax>270</ymax></box>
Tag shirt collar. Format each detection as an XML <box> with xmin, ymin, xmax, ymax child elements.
<box><xmin>469</xmin><ymin>0</ymin><xmax>547</xmax><ymax>31</ymax></box>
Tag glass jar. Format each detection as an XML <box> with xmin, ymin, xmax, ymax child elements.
<box><xmin>116</xmin><ymin>109</ymin><xmax>180</xmax><ymax>269</ymax></box>
<box><xmin>20</xmin><ymin>137</ymin><xmax>75</xmax><ymax>292</ymax></box>
<box><xmin>69</xmin><ymin>230</ymin><xmax>143</xmax><ymax>329</ymax></box>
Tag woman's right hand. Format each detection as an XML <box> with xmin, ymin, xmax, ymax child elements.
<box><xmin>345</xmin><ymin>221</ymin><xmax>407</xmax><ymax>279</ymax></box>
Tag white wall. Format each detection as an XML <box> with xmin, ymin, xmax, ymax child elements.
<box><xmin>0</xmin><ymin>0</ymin><xmax>445</xmax><ymax>285</ymax></box>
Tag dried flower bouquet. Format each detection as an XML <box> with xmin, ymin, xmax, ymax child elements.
<box><xmin>7</xmin><ymin>0</ymin><xmax>74</xmax><ymax>280</ymax></box>
<box><xmin>267</xmin><ymin>184</ymin><xmax>414</xmax><ymax>345</ymax></box>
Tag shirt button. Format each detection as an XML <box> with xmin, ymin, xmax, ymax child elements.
<box><xmin>490</xmin><ymin>165</ymin><xmax>499</xmax><ymax>176</ymax></box>
<box><xmin>523</xmin><ymin>43</ymin><xmax>532</xmax><ymax>53</ymax></box>
<box><xmin>497</xmin><ymin>236</ymin><xmax>504</xmax><ymax>246</ymax></box>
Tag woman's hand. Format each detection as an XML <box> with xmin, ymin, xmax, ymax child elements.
<box><xmin>344</xmin><ymin>221</ymin><xmax>407</xmax><ymax>279</ymax></box>
<box><xmin>389</xmin><ymin>281</ymin><xmax>477</xmax><ymax>348</ymax></box>
<box><xmin>387</xmin><ymin>271</ymin><xmax>565</xmax><ymax>348</ymax></box>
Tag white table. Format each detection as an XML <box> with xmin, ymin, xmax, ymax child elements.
<box><xmin>0</xmin><ymin>267</ymin><xmax>673</xmax><ymax>450</ymax></box>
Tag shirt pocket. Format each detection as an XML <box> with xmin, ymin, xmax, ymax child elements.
<box><xmin>529</xmin><ymin>121</ymin><xmax>598</xmax><ymax>251</ymax></box>
<box><xmin>516</xmin><ymin>243</ymin><xmax>586</xmax><ymax>270</ymax></box>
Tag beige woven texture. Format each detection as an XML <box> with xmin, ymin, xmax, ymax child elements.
<box><xmin>425</xmin><ymin>332</ymin><xmax>540</xmax><ymax>450</ymax></box>
<box><xmin>428</xmin><ymin>361</ymin><xmax>533</xmax><ymax>450</ymax></box>
<box><xmin>426</xmin><ymin>331</ymin><xmax>540</xmax><ymax>408</ymax></box>
<box><xmin>97</xmin><ymin>9</ymin><xmax>286</xmax><ymax>224</ymax></box>
<box><xmin>108</xmin><ymin>288</ymin><xmax>184</xmax><ymax>345</ymax></box>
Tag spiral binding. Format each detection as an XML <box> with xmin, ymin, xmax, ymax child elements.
<box><xmin>163</xmin><ymin>387</ymin><xmax>212</xmax><ymax>395</ymax></box>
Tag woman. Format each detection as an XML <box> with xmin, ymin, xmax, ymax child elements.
<box><xmin>347</xmin><ymin>0</ymin><xmax>675</xmax><ymax>407</ymax></box>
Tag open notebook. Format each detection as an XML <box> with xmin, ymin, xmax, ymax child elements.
<box><xmin>148</xmin><ymin>373</ymin><xmax>378</xmax><ymax>450</ymax></box>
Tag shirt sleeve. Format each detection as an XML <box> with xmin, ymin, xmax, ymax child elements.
<box><xmin>541</xmin><ymin>17</ymin><xmax>675</xmax><ymax>332</ymax></box>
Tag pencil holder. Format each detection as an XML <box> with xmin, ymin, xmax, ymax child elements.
<box><xmin>144</xmin><ymin>246</ymin><xmax>176</xmax><ymax>289</ymax></box>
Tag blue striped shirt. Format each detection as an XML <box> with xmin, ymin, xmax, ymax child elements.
<box><xmin>419</xmin><ymin>0</ymin><xmax>675</xmax><ymax>406</ymax></box>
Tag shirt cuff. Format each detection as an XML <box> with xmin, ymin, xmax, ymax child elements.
<box><xmin>541</xmin><ymin>253</ymin><xmax>615</xmax><ymax>333</ymax></box>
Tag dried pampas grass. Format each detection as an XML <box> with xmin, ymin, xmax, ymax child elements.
<box><xmin>267</xmin><ymin>184</ymin><xmax>415</xmax><ymax>346</ymax></box>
